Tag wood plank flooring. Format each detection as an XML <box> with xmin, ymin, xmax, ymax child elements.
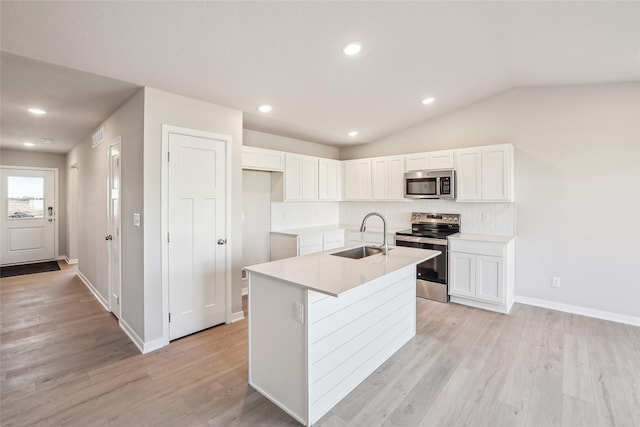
<box><xmin>1</xmin><ymin>263</ymin><xmax>639</xmax><ymax>426</ymax></box>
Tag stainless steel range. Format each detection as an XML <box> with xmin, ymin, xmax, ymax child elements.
<box><xmin>395</xmin><ymin>212</ymin><xmax>461</xmax><ymax>302</ymax></box>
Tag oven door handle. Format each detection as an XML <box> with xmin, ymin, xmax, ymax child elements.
<box><xmin>395</xmin><ymin>235</ymin><xmax>448</xmax><ymax>246</ymax></box>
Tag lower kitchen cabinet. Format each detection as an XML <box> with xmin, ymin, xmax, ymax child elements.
<box><xmin>270</xmin><ymin>229</ymin><xmax>345</xmax><ymax>260</ymax></box>
<box><xmin>448</xmin><ymin>235</ymin><xmax>515</xmax><ymax>314</ymax></box>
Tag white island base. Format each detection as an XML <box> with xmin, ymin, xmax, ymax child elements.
<box><xmin>245</xmin><ymin>245</ymin><xmax>438</xmax><ymax>426</ymax></box>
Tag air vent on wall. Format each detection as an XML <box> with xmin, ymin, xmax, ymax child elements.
<box><xmin>92</xmin><ymin>127</ymin><xmax>104</xmax><ymax>148</ymax></box>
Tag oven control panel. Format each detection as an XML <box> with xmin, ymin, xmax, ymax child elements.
<box><xmin>411</xmin><ymin>212</ymin><xmax>460</xmax><ymax>225</ymax></box>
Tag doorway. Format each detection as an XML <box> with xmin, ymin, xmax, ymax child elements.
<box><xmin>163</xmin><ymin>126</ymin><xmax>230</xmax><ymax>341</ymax></box>
<box><xmin>108</xmin><ymin>138</ymin><xmax>122</xmax><ymax>318</ymax></box>
<box><xmin>0</xmin><ymin>166</ymin><xmax>58</xmax><ymax>265</ymax></box>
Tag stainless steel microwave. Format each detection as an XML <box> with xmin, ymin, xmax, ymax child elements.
<box><xmin>404</xmin><ymin>169</ymin><xmax>455</xmax><ymax>200</ymax></box>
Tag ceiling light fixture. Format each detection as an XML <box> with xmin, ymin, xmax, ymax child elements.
<box><xmin>27</xmin><ymin>107</ymin><xmax>47</xmax><ymax>115</ymax></box>
<box><xmin>23</xmin><ymin>142</ymin><xmax>35</xmax><ymax>147</ymax></box>
<box><xmin>422</xmin><ymin>97</ymin><xmax>435</xmax><ymax>105</ymax></box>
<box><xmin>258</xmin><ymin>104</ymin><xmax>273</xmax><ymax>113</ymax></box>
<box><xmin>343</xmin><ymin>41</ymin><xmax>362</xmax><ymax>56</ymax></box>
<box><xmin>348</xmin><ymin>130</ymin><xmax>358</xmax><ymax>137</ymax></box>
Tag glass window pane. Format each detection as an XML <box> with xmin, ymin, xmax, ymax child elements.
<box><xmin>7</xmin><ymin>176</ymin><xmax>45</xmax><ymax>219</ymax></box>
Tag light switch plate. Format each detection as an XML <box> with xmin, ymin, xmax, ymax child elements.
<box><xmin>133</xmin><ymin>213</ymin><xmax>141</xmax><ymax>227</ymax></box>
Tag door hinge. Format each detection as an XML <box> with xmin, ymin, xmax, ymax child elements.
<box><xmin>169</xmin><ymin>313</ymin><xmax>171</xmax><ymax>323</ymax></box>
<box><xmin>168</xmin><ymin>152</ymin><xmax>170</xmax><ymax>162</ymax></box>
<box><xmin>167</xmin><ymin>233</ymin><xmax>170</xmax><ymax>243</ymax></box>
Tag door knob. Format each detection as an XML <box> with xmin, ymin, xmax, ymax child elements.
<box><xmin>217</xmin><ymin>239</ymin><xmax>227</xmax><ymax>245</ymax></box>
<box><xmin>105</xmin><ymin>235</ymin><xmax>113</xmax><ymax>241</ymax></box>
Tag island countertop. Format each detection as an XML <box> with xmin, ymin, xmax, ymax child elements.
<box><xmin>244</xmin><ymin>245</ymin><xmax>440</xmax><ymax>297</ymax></box>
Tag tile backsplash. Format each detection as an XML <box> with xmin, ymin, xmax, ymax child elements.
<box><xmin>271</xmin><ymin>200</ymin><xmax>515</xmax><ymax>236</ymax></box>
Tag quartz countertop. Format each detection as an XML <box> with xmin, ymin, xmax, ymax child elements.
<box><xmin>448</xmin><ymin>233</ymin><xmax>516</xmax><ymax>243</ymax></box>
<box><xmin>244</xmin><ymin>245</ymin><xmax>439</xmax><ymax>297</ymax></box>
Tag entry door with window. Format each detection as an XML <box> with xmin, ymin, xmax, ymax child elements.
<box><xmin>1</xmin><ymin>167</ymin><xmax>56</xmax><ymax>265</ymax></box>
<box><xmin>168</xmin><ymin>132</ymin><xmax>227</xmax><ymax>340</ymax></box>
<box><xmin>108</xmin><ymin>141</ymin><xmax>122</xmax><ymax>318</ymax></box>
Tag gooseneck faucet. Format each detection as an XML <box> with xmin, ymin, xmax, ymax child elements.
<box><xmin>360</xmin><ymin>212</ymin><xmax>389</xmax><ymax>255</ymax></box>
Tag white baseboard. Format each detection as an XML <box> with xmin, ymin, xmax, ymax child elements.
<box><xmin>230</xmin><ymin>310</ymin><xmax>245</xmax><ymax>323</ymax></box>
<box><xmin>76</xmin><ymin>271</ymin><xmax>109</xmax><ymax>311</ymax></box>
<box><xmin>64</xmin><ymin>256</ymin><xmax>78</xmax><ymax>265</ymax></box>
<box><xmin>57</xmin><ymin>255</ymin><xmax>66</xmax><ymax>261</ymax></box>
<box><xmin>242</xmin><ymin>287</ymin><xmax>248</xmax><ymax>296</ymax></box>
<box><xmin>119</xmin><ymin>318</ymin><xmax>168</xmax><ymax>355</ymax></box>
<box><xmin>515</xmin><ymin>296</ymin><xmax>640</xmax><ymax>327</ymax></box>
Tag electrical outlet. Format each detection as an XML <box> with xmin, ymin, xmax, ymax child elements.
<box><xmin>552</xmin><ymin>277</ymin><xmax>561</xmax><ymax>288</ymax></box>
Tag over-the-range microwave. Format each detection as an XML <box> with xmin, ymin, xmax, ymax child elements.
<box><xmin>404</xmin><ymin>169</ymin><xmax>455</xmax><ymax>200</ymax></box>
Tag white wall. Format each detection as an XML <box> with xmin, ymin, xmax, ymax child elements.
<box><xmin>244</xmin><ymin>129</ymin><xmax>340</xmax><ymax>159</ymax></box>
<box><xmin>0</xmin><ymin>149</ymin><xmax>68</xmax><ymax>259</ymax></box>
<box><xmin>242</xmin><ymin>170</ymin><xmax>272</xmax><ymax>268</ymax></box>
<box><xmin>143</xmin><ymin>87</ymin><xmax>244</xmax><ymax>344</ymax></box>
<box><xmin>271</xmin><ymin>202</ymin><xmax>340</xmax><ymax>231</ymax></box>
<box><xmin>66</xmin><ymin>89</ymin><xmax>145</xmax><ymax>334</ymax></box>
<box><xmin>341</xmin><ymin>83</ymin><xmax>640</xmax><ymax>321</ymax></box>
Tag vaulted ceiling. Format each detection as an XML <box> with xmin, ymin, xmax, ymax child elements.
<box><xmin>2</xmin><ymin>1</ymin><xmax>639</xmax><ymax>153</ymax></box>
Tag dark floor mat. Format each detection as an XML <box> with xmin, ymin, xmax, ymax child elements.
<box><xmin>0</xmin><ymin>261</ymin><xmax>61</xmax><ymax>278</ymax></box>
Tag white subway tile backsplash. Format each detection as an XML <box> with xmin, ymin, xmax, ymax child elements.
<box><xmin>339</xmin><ymin>200</ymin><xmax>515</xmax><ymax>236</ymax></box>
<box><xmin>271</xmin><ymin>202</ymin><xmax>340</xmax><ymax>230</ymax></box>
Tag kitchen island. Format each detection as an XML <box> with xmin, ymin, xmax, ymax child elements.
<box><xmin>244</xmin><ymin>245</ymin><xmax>440</xmax><ymax>426</ymax></box>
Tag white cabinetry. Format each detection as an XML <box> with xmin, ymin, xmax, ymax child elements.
<box><xmin>405</xmin><ymin>150</ymin><xmax>455</xmax><ymax>171</ymax></box>
<box><xmin>270</xmin><ymin>230</ymin><xmax>345</xmax><ymax>260</ymax></box>
<box><xmin>242</xmin><ymin>146</ymin><xmax>285</xmax><ymax>171</ymax></box>
<box><xmin>285</xmin><ymin>154</ymin><xmax>318</xmax><ymax>201</ymax></box>
<box><xmin>448</xmin><ymin>236</ymin><xmax>515</xmax><ymax>314</ymax></box>
<box><xmin>455</xmin><ymin>144</ymin><xmax>513</xmax><ymax>202</ymax></box>
<box><xmin>372</xmin><ymin>156</ymin><xmax>405</xmax><ymax>200</ymax></box>
<box><xmin>343</xmin><ymin>159</ymin><xmax>372</xmax><ymax>200</ymax></box>
<box><xmin>318</xmin><ymin>158</ymin><xmax>342</xmax><ymax>201</ymax></box>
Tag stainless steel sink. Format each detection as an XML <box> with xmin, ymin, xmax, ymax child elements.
<box><xmin>330</xmin><ymin>246</ymin><xmax>386</xmax><ymax>259</ymax></box>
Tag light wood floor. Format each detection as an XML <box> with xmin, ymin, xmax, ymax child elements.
<box><xmin>1</xmin><ymin>263</ymin><xmax>639</xmax><ymax>426</ymax></box>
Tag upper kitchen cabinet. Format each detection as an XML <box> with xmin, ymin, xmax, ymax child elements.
<box><xmin>405</xmin><ymin>149</ymin><xmax>455</xmax><ymax>171</ymax></box>
<box><xmin>285</xmin><ymin>153</ymin><xmax>318</xmax><ymax>201</ymax></box>
<box><xmin>343</xmin><ymin>159</ymin><xmax>372</xmax><ymax>200</ymax></box>
<box><xmin>242</xmin><ymin>146</ymin><xmax>285</xmax><ymax>171</ymax></box>
<box><xmin>318</xmin><ymin>158</ymin><xmax>342</xmax><ymax>201</ymax></box>
<box><xmin>372</xmin><ymin>156</ymin><xmax>405</xmax><ymax>200</ymax></box>
<box><xmin>455</xmin><ymin>144</ymin><xmax>513</xmax><ymax>202</ymax></box>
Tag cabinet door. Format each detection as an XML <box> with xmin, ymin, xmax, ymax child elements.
<box><xmin>318</xmin><ymin>159</ymin><xmax>341</xmax><ymax>201</ymax></box>
<box><xmin>476</xmin><ymin>255</ymin><xmax>504</xmax><ymax>303</ymax></box>
<box><xmin>387</xmin><ymin>156</ymin><xmax>405</xmax><ymax>199</ymax></box>
<box><xmin>449</xmin><ymin>252</ymin><xmax>475</xmax><ymax>297</ymax></box>
<box><xmin>285</xmin><ymin>154</ymin><xmax>302</xmax><ymax>200</ymax></box>
<box><xmin>260</xmin><ymin>150</ymin><xmax>285</xmax><ymax>171</ymax></box>
<box><xmin>242</xmin><ymin>147</ymin><xmax>260</xmax><ymax>168</ymax></box>
<box><xmin>427</xmin><ymin>150</ymin><xmax>455</xmax><ymax>169</ymax></box>
<box><xmin>372</xmin><ymin>158</ymin><xmax>389</xmax><ymax>200</ymax></box>
<box><xmin>343</xmin><ymin>159</ymin><xmax>371</xmax><ymax>200</ymax></box>
<box><xmin>301</xmin><ymin>157</ymin><xmax>318</xmax><ymax>200</ymax></box>
<box><xmin>481</xmin><ymin>145</ymin><xmax>512</xmax><ymax>202</ymax></box>
<box><xmin>405</xmin><ymin>153</ymin><xmax>428</xmax><ymax>171</ymax></box>
<box><xmin>455</xmin><ymin>148</ymin><xmax>482</xmax><ymax>201</ymax></box>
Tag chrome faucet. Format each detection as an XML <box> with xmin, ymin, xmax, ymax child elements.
<box><xmin>360</xmin><ymin>212</ymin><xmax>389</xmax><ymax>255</ymax></box>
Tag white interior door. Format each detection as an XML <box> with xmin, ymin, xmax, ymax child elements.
<box><xmin>168</xmin><ymin>132</ymin><xmax>227</xmax><ymax>340</ymax></box>
<box><xmin>1</xmin><ymin>167</ymin><xmax>56</xmax><ymax>265</ymax></box>
<box><xmin>108</xmin><ymin>141</ymin><xmax>122</xmax><ymax>318</ymax></box>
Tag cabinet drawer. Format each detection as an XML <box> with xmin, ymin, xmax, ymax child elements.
<box><xmin>298</xmin><ymin>234</ymin><xmax>323</xmax><ymax>248</ymax></box>
<box><xmin>449</xmin><ymin>239</ymin><xmax>505</xmax><ymax>257</ymax></box>
<box><xmin>323</xmin><ymin>231</ymin><xmax>345</xmax><ymax>245</ymax></box>
<box><xmin>299</xmin><ymin>244</ymin><xmax>323</xmax><ymax>255</ymax></box>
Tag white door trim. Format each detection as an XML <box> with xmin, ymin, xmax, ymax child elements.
<box><xmin>160</xmin><ymin>125</ymin><xmax>233</xmax><ymax>347</ymax></box>
<box><xmin>0</xmin><ymin>165</ymin><xmax>59</xmax><ymax>262</ymax></box>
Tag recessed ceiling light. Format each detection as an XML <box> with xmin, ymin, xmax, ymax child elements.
<box><xmin>422</xmin><ymin>97</ymin><xmax>435</xmax><ymax>105</ymax></box>
<box><xmin>23</xmin><ymin>142</ymin><xmax>35</xmax><ymax>147</ymax></box>
<box><xmin>258</xmin><ymin>104</ymin><xmax>273</xmax><ymax>113</ymax></box>
<box><xmin>27</xmin><ymin>107</ymin><xmax>47</xmax><ymax>115</ymax></box>
<box><xmin>42</xmin><ymin>138</ymin><xmax>54</xmax><ymax>144</ymax></box>
<box><xmin>348</xmin><ymin>130</ymin><xmax>358</xmax><ymax>137</ymax></box>
<box><xmin>343</xmin><ymin>41</ymin><xmax>362</xmax><ymax>56</ymax></box>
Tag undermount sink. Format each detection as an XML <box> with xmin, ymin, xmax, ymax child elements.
<box><xmin>330</xmin><ymin>246</ymin><xmax>386</xmax><ymax>259</ymax></box>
